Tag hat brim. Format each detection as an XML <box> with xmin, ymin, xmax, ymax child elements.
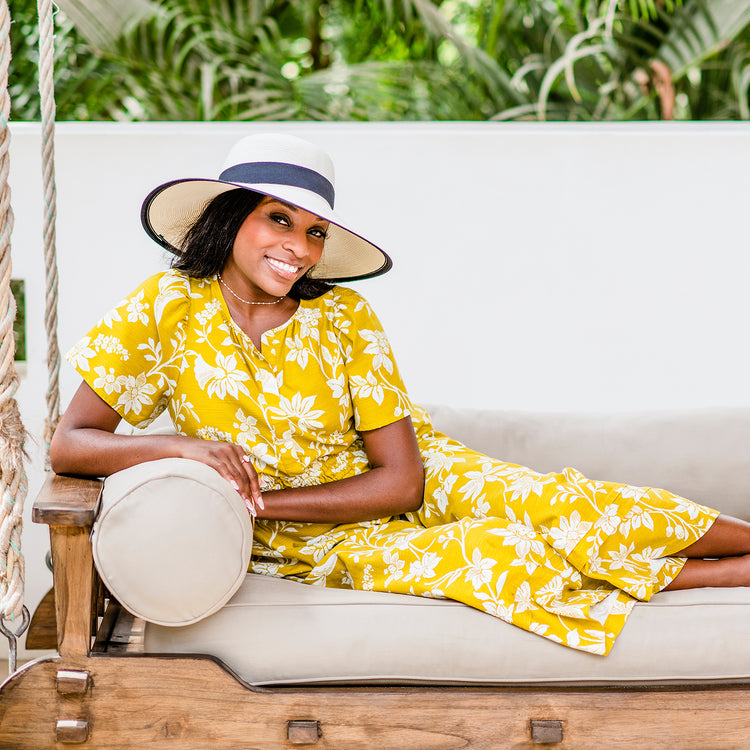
<box><xmin>141</xmin><ymin>179</ymin><xmax>392</xmax><ymax>283</ymax></box>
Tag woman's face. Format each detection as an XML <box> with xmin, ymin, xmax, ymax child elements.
<box><xmin>222</xmin><ymin>196</ymin><xmax>328</xmax><ymax>301</ymax></box>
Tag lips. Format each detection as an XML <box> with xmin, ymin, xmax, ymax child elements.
<box><xmin>265</xmin><ymin>256</ymin><xmax>301</xmax><ymax>280</ymax></box>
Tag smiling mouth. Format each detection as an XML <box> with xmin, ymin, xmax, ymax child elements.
<box><xmin>265</xmin><ymin>256</ymin><xmax>301</xmax><ymax>280</ymax></box>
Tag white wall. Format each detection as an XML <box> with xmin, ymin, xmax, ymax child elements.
<box><xmin>7</xmin><ymin>121</ymin><xmax>750</xmax><ymax>658</ymax></box>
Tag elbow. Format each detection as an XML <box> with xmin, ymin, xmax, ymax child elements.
<box><xmin>49</xmin><ymin>426</ymin><xmax>78</xmax><ymax>476</ymax></box>
<box><xmin>48</xmin><ymin>433</ymin><xmax>67</xmax><ymax>475</ymax></box>
<box><xmin>403</xmin><ymin>465</ymin><xmax>426</xmax><ymax>513</ymax></box>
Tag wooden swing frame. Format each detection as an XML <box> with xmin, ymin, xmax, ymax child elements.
<box><xmin>0</xmin><ymin>474</ymin><xmax>749</xmax><ymax>748</ymax></box>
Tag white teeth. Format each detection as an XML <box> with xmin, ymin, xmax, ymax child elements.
<box><xmin>267</xmin><ymin>257</ymin><xmax>299</xmax><ymax>275</ymax></box>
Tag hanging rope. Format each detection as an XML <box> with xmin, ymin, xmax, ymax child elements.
<box><xmin>0</xmin><ymin>0</ymin><xmax>29</xmax><ymax>638</ymax></box>
<box><xmin>38</xmin><ymin>0</ymin><xmax>60</xmax><ymax>463</ymax></box>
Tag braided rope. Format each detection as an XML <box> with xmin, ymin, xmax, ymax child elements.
<box><xmin>0</xmin><ymin>0</ymin><xmax>29</xmax><ymax>624</ymax></box>
<box><xmin>38</xmin><ymin>0</ymin><xmax>60</xmax><ymax>462</ymax></box>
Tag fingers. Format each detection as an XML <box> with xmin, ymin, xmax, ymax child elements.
<box><xmin>179</xmin><ymin>437</ymin><xmax>265</xmax><ymax>518</ymax></box>
<box><xmin>241</xmin><ymin>453</ymin><xmax>265</xmax><ymax>511</ymax></box>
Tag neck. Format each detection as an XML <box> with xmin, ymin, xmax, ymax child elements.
<box><xmin>218</xmin><ymin>273</ymin><xmax>286</xmax><ymax>306</ymax></box>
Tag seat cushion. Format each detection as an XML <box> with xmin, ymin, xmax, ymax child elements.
<box><xmin>144</xmin><ymin>573</ymin><xmax>750</xmax><ymax>686</ymax></box>
<box><xmin>92</xmin><ymin>457</ymin><xmax>253</xmax><ymax>626</ymax></box>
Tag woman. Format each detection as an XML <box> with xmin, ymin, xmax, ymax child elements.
<box><xmin>51</xmin><ymin>133</ymin><xmax>750</xmax><ymax>656</ymax></box>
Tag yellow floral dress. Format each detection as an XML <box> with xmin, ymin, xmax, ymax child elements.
<box><xmin>68</xmin><ymin>269</ymin><xmax>718</xmax><ymax>655</ymax></box>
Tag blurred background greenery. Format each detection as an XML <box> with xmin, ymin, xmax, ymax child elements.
<box><xmin>9</xmin><ymin>0</ymin><xmax>750</xmax><ymax>121</ymax></box>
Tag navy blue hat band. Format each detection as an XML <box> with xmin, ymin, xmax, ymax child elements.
<box><xmin>219</xmin><ymin>161</ymin><xmax>335</xmax><ymax>208</ymax></box>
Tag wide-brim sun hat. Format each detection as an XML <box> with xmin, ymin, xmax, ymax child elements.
<box><xmin>141</xmin><ymin>133</ymin><xmax>392</xmax><ymax>282</ymax></box>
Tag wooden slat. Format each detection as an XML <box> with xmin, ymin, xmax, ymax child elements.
<box><xmin>92</xmin><ymin>599</ymin><xmax>122</xmax><ymax>653</ymax></box>
<box><xmin>32</xmin><ymin>473</ymin><xmax>102</xmax><ymax>527</ymax></box>
<box><xmin>1</xmin><ymin>656</ymin><xmax>750</xmax><ymax>749</ymax></box>
<box><xmin>49</xmin><ymin>526</ymin><xmax>95</xmax><ymax>657</ymax></box>
<box><xmin>25</xmin><ymin>587</ymin><xmax>57</xmax><ymax>651</ymax></box>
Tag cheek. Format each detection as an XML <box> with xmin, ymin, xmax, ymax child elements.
<box><xmin>309</xmin><ymin>242</ymin><xmax>325</xmax><ymax>264</ymax></box>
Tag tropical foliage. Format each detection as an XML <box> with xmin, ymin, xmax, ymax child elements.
<box><xmin>9</xmin><ymin>0</ymin><xmax>750</xmax><ymax>121</ymax></box>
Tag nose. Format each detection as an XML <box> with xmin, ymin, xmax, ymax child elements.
<box><xmin>282</xmin><ymin>228</ymin><xmax>311</xmax><ymax>257</ymax></box>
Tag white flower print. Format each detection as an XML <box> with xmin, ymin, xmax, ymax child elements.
<box><xmin>195</xmin><ymin>299</ymin><xmax>221</xmax><ymax>325</ymax></box>
<box><xmin>269</xmin><ymin>393</ymin><xmax>325</xmax><ymax>432</ymax></box>
<box><xmin>233</xmin><ymin>409</ymin><xmax>261</xmax><ymax>446</ymax></box>
<box><xmin>384</xmin><ymin>550</ymin><xmax>405</xmax><ymax>585</ymax></box>
<box><xmin>619</xmin><ymin>485</ymin><xmax>649</xmax><ymax>502</ymax></box>
<box><xmin>403</xmin><ymin>552</ymin><xmax>441</xmax><ymax>582</ymax></box>
<box><xmin>535</xmin><ymin>575</ymin><xmax>566</xmax><ymax>604</ymax></box>
<box><xmin>115</xmin><ymin>373</ymin><xmax>157</xmax><ymax>415</ymax></box>
<box><xmin>473</xmin><ymin>496</ymin><xmax>490</xmax><ymax>519</ymax></box>
<box><xmin>92</xmin><ymin>334</ymin><xmax>130</xmax><ymax>360</ymax></box>
<box><xmin>299</xmin><ymin>534</ymin><xmax>337</xmax><ymax>564</ymax></box>
<box><xmin>594</xmin><ymin>504</ymin><xmax>621</xmax><ymax>535</ymax></box>
<box><xmin>624</xmin><ymin>506</ymin><xmax>654</xmax><ymax>532</ymax></box>
<box><xmin>100</xmin><ymin>307</ymin><xmax>123</xmax><ymax>328</ymax></box>
<box><xmin>488</xmin><ymin>516</ymin><xmax>545</xmax><ymax>561</ymax></box>
<box><xmin>359</xmin><ymin>329</ymin><xmax>393</xmax><ymax>373</ymax></box>
<box><xmin>506</xmin><ymin>472</ymin><xmax>551</xmax><ymax>502</ymax></box>
<box><xmin>196</xmin><ymin>426</ymin><xmax>233</xmax><ymax>442</ymax></box>
<box><xmin>296</xmin><ymin>307</ymin><xmax>322</xmax><ymax>340</ymax></box>
<box><xmin>194</xmin><ymin>352</ymin><xmax>251</xmax><ymax>399</ymax></box>
<box><xmin>249</xmin><ymin>561</ymin><xmax>282</xmax><ymax>576</ymax></box>
<box><xmin>154</xmin><ymin>273</ymin><xmax>190</xmax><ymax>323</ymax></box>
<box><xmin>423</xmin><ymin>448</ymin><xmax>463</xmax><ymax>478</ymax></box>
<box><xmin>547</xmin><ymin>511</ymin><xmax>593</xmax><ymax>556</ymax></box>
<box><xmin>306</xmin><ymin>554</ymin><xmax>340</xmax><ymax>586</ymax></box>
<box><xmin>66</xmin><ymin>337</ymin><xmax>96</xmax><ymax>371</ymax></box>
<box><xmin>514</xmin><ymin>581</ymin><xmax>534</xmax><ymax>613</ymax></box>
<box><xmin>392</xmin><ymin>530</ymin><xmax>422</xmax><ymax>550</ymax></box>
<box><xmin>126</xmin><ymin>290</ymin><xmax>150</xmax><ymax>324</ymax></box>
<box><xmin>606</xmin><ymin>542</ymin><xmax>636</xmax><ymax>570</ymax></box>
<box><xmin>465</xmin><ymin>547</ymin><xmax>496</xmax><ymax>590</ymax></box>
<box><xmin>349</xmin><ymin>371</ymin><xmax>385</xmax><ymax>405</ymax></box>
<box><xmin>326</xmin><ymin>374</ymin><xmax>349</xmax><ymax>406</ymax></box>
<box><xmin>358</xmin><ymin>564</ymin><xmax>375</xmax><ymax>590</ymax></box>
<box><xmin>92</xmin><ymin>366</ymin><xmax>120</xmax><ymax>395</ymax></box>
<box><xmin>285</xmin><ymin>335</ymin><xmax>310</xmax><ymax>369</ymax></box>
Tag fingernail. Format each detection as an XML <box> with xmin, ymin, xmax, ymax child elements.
<box><xmin>255</xmin><ymin>494</ymin><xmax>265</xmax><ymax>510</ymax></box>
<box><xmin>230</xmin><ymin>480</ymin><xmax>240</xmax><ymax>490</ymax></box>
<box><xmin>243</xmin><ymin>496</ymin><xmax>257</xmax><ymax>517</ymax></box>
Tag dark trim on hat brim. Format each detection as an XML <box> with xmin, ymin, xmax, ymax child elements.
<box><xmin>140</xmin><ymin>178</ymin><xmax>393</xmax><ymax>283</ymax></box>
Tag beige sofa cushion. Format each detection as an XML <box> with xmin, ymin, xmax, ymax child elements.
<box><xmin>145</xmin><ymin>573</ymin><xmax>750</xmax><ymax>686</ymax></box>
<box><xmin>92</xmin><ymin>458</ymin><xmax>253</xmax><ymax>626</ymax></box>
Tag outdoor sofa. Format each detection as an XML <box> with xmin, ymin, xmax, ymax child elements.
<box><xmin>1</xmin><ymin>403</ymin><xmax>750</xmax><ymax>748</ymax></box>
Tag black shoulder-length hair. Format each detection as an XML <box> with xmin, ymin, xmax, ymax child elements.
<box><xmin>171</xmin><ymin>188</ymin><xmax>333</xmax><ymax>301</ymax></box>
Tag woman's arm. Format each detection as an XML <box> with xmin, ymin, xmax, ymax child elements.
<box><xmin>51</xmin><ymin>382</ymin><xmax>425</xmax><ymax>524</ymax></box>
<box><xmin>258</xmin><ymin>416</ymin><xmax>425</xmax><ymax>524</ymax></box>
<box><xmin>50</xmin><ymin>382</ymin><xmax>264</xmax><ymax>511</ymax></box>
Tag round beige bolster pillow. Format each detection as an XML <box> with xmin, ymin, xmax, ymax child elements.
<box><xmin>91</xmin><ymin>457</ymin><xmax>253</xmax><ymax>627</ymax></box>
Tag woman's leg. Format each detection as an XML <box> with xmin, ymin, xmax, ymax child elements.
<box><xmin>663</xmin><ymin>514</ymin><xmax>750</xmax><ymax>590</ymax></box>
<box><xmin>677</xmin><ymin>514</ymin><xmax>750</xmax><ymax>558</ymax></box>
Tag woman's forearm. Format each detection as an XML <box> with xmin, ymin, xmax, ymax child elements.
<box><xmin>259</xmin><ymin>463</ymin><xmax>425</xmax><ymax>524</ymax></box>
<box><xmin>50</xmin><ymin>427</ymin><xmax>193</xmax><ymax>477</ymax></box>
<box><xmin>258</xmin><ymin>416</ymin><xmax>425</xmax><ymax>524</ymax></box>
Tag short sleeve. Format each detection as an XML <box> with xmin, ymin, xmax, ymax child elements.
<box><xmin>334</xmin><ymin>288</ymin><xmax>412</xmax><ymax>432</ymax></box>
<box><xmin>65</xmin><ymin>271</ymin><xmax>191</xmax><ymax>427</ymax></box>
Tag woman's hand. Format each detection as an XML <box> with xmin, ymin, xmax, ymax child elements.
<box><xmin>173</xmin><ymin>435</ymin><xmax>264</xmax><ymax>516</ymax></box>
<box><xmin>50</xmin><ymin>382</ymin><xmax>264</xmax><ymax>516</ymax></box>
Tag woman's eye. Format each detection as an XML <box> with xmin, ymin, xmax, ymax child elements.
<box><xmin>308</xmin><ymin>227</ymin><xmax>328</xmax><ymax>239</ymax></box>
<box><xmin>271</xmin><ymin>213</ymin><xmax>290</xmax><ymax>226</ymax></box>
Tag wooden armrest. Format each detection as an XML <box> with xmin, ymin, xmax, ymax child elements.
<box><xmin>32</xmin><ymin>473</ymin><xmax>103</xmax><ymax>527</ymax></box>
<box><xmin>30</xmin><ymin>474</ymin><xmax>104</xmax><ymax>656</ymax></box>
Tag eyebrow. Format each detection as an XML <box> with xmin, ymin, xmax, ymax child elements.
<box><xmin>263</xmin><ymin>197</ymin><xmax>327</xmax><ymax>223</ymax></box>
